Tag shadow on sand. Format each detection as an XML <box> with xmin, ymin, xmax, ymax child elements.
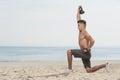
<box><xmin>34</xmin><ymin>72</ymin><xmax>69</xmax><ymax>78</ymax></box>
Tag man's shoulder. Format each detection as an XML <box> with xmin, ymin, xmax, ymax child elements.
<box><xmin>84</xmin><ymin>30</ymin><xmax>89</xmax><ymax>35</ymax></box>
<box><xmin>84</xmin><ymin>31</ymin><xmax>91</xmax><ymax>37</ymax></box>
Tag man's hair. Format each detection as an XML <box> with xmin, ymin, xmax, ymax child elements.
<box><xmin>77</xmin><ymin>20</ymin><xmax>86</xmax><ymax>26</ymax></box>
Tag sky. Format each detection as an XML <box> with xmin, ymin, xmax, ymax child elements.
<box><xmin>0</xmin><ymin>0</ymin><xmax>120</xmax><ymax>47</ymax></box>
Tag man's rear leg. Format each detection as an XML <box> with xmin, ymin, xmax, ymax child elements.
<box><xmin>85</xmin><ymin>63</ymin><xmax>107</xmax><ymax>73</ymax></box>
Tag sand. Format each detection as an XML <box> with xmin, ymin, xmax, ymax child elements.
<box><xmin>0</xmin><ymin>60</ymin><xmax>120</xmax><ymax>80</ymax></box>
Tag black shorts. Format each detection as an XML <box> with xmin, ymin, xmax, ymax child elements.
<box><xmin>71</xmin><ymin>49</ymin><xmax>91</xmax><ymax>68</ymax></box>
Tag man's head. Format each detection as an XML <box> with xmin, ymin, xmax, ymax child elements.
<box><xmin>77</xmin><ymin>20</ymin><xmax>86</xmax><ymax>31</ymax></box>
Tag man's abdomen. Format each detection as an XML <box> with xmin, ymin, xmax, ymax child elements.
<box><xmin>79</xmin><ymin>39</ymin><xmax>88</xmax><ymax>49</ymax></box>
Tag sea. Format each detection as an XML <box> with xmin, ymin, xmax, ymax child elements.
<box><xmin>0</xmin><ymin>46</ymin><xmax>120</xmax><ymax>61</ymax></box>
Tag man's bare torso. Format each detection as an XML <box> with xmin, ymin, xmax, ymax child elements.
<box><xmin>79</xmin><ymin>31</ymin><xmax>89</xmax><ymax>49</ymax></box>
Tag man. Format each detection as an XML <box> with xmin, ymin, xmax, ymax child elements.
<box><xmin>66</xmin><ymin>6</ymin><xmax>110</xmax><ymax>73</ymax></box>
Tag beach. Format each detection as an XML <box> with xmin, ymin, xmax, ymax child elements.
<box><xmin>0</xmin><ymin>60</ymin><xmax>120</xmax><ymax>80</ymax></box>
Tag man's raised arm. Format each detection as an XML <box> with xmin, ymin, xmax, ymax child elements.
<box><xmin>77</xmin><ymin>6</ymin><xmax>81</xmax><ymax>21</ymax></box>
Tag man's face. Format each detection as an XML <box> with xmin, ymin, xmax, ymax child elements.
<box><xmin>78</xmin><ymin>23</ymin><xmax>85</xmax><ymax>31</ymax></box>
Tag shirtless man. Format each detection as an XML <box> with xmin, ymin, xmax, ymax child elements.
<box><xmin>66</xmin><ymin>6</ymin><xmax>109</xmax><ymax>73</ymax></box>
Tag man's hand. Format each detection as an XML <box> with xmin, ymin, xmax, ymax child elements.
<box><xmin>82</xmin><ymin>48</ymin><xmax>90</xmax><ymax>54</ymax></box>
<box><xmin>87</xmin><ymin>48</ymin><xmax>91</xmax><ymax>51</ymax></box>
<box><xmin>78</xmin><ymin>5</ymin><xmax>82</xmax><ymax>10</ymax></box>
<box><xmin>83</xmin><ymin>49</ymin><xmax>88</xmax><ymax>53</ymax></box>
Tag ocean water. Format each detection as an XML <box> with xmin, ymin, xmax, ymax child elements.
<box><xmin>0</xmin><ymin>46</ymin><xmax>120</xmax><ymax>61</ymax></box>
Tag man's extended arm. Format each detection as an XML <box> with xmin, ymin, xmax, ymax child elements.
<box><xmin>77</xmin><ymin>6</ymin><xmax>81</xmax><ymax>21</ymax></box>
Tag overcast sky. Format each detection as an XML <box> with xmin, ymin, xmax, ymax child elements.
<box><xmin>0</xmin><ymin>0</ymin><xmax>120</xmax><ymax>47</ymax></box>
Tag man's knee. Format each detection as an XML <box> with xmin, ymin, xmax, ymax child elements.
<box><xmin>67</xmin><ymin>49</ymin><xmax>72</xmax><ymax>55</ymax></box>
<box><xmin>85</xmin><ymin>68</ymin><xmax>92</xmax><ymax>73</ymax></box>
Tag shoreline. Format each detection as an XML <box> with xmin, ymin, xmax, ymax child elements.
<box><xmin>0</xmin><ymin>59</ymin><xmax>120</xmax><ymax>62</ymax></box>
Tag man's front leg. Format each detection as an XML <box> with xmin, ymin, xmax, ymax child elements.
<box><xmin>67</xmin><ymin>50</ymin><xmax>73</xmax><ymax>70</ymax></box>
